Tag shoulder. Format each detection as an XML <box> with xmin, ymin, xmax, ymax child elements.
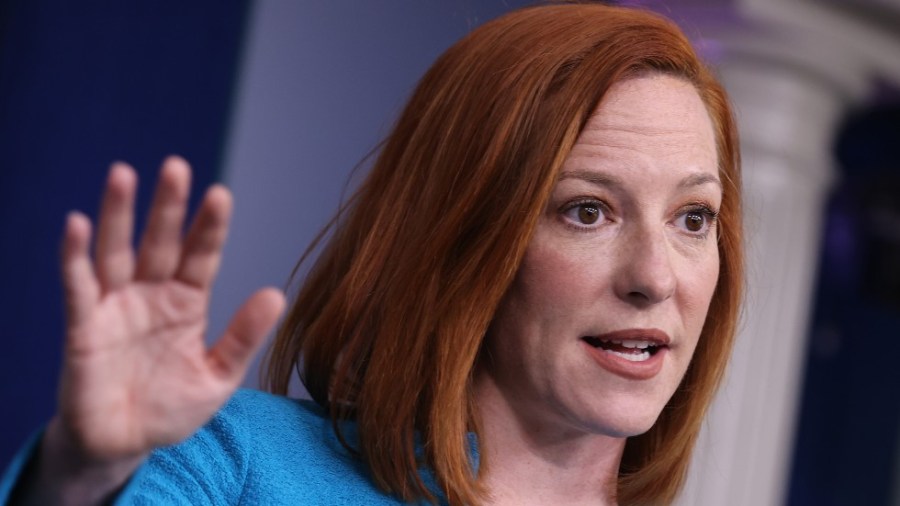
<box><xmin>223</xmin><ymin>390</ymin><xmax>384</xmax><ymax>501</ymax></box>
<box><xmin>219</xmin><ymin>388</ymin><xmax>328</xmax><ymax>433</ymax></box>
<box><xmin>170</xmin><ymin>388</ymin><xmax>341</xmax><ymax>473</ymax></box>
<box><xmin>217</xmin><ymin>389</ymin><xmax>349</xmax><ymax>466</ymax></box>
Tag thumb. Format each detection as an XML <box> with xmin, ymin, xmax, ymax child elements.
<box><xmin>208</xmin><ymin>287</ymin><xmax>286</xmax><ymax>381</ymax></box>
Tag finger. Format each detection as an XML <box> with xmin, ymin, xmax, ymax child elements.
<box><xmin>135</xmin><ymin>156</ymin><xmax>191</xmax><ymax>281</ymax></box>
<box><xmin>95</xmin><ymin>163</ymin><xmax>137</xmax><ymax>293</ymax></box>
<box><xmin>61</xmin><ymin>212</ymin><xmax>102</xmax><ymax>330</ymax></box>
<box><xmin>175</xmin><ymin>185</ymin><xmax>233</xmax><ymax>289</ymax></box>
<box><xmin>208</xmin><ymin>288</ymin><xmax>286</xmax><ymax>381</ymax></box>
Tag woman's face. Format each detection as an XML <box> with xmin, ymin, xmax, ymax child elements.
<box><xmin>478</xmin><ymin>74</ymin><xmax>721</xmax><ymax>439</ymax></box>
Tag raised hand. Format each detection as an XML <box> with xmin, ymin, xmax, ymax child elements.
<box><xmin>30</xmin><ymin>157</ymin><xmax>284</xmax><ymax>502</ymax></box>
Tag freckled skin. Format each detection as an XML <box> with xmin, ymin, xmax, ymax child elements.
<box><xmin>477</xmin><ymin>75</ymin><xmax>722</xmax><ymax>447</ymax></box>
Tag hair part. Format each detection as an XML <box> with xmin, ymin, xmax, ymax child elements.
<box><xmin>265</xmin><ymin>4</ymin><xmax>743</xmax><ymax>505</ymax></box>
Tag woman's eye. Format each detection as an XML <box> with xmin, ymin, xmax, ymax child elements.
<box><xmin>562</xmin><ymin>201</ymin><xmax>606</xmax><ymax>226</ymax></box>
<box><xmin>675</xmin><ymin>206</ymin><xmax>718</xmax><ymax>236</ymax></box>
<box><xmin>684</xmin><ymin>211</ymin><xmax>705</xmax><ymax>232</ymax></box>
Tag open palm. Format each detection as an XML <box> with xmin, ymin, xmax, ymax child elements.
<box><xmin>55</xmin><ymin>157</ymin><xmax>284</xmax><ymax>463</ymax></box>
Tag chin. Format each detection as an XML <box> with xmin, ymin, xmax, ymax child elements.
<box><xmin>594</xmin><ymin>417</ymin><xmax>659</xmax><ymax>439</ymax></box>
<box><xmin>577</xmin><ymin>396</ymin><xmax>669</xmax><ymax>439</ymax></box>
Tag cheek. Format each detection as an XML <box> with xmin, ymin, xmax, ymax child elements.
<box><xmin>487</xmin><ymin>237</ymin><xmax>597</xmax><ymax>362</ymax></box>
<box><xmin>679</xmin><ymin>247</ymin><xmax>721</xmax><ymax>333</ymax></box>
<box><xmin>511</xmin><ymin>240</ymin><xmax>600</xmax><ymax>317</ymax></box>
<box><xmin>700</xmin><ymin>247</ymin><xmax>721</xmax><ymax>304</ymax></box>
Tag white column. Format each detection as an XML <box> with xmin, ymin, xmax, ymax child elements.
<box><xmin>677</xmin><ymin>49</ymin><xmax>855</xmax><ymax>505</ymax></box>
<box><xmin>661</xmin><ymin>3</ymin><xmax>896</xmax><ymax>503</ymax></box>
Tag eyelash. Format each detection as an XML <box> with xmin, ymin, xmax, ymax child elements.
<box><xmin>558</xmin><ymin>198</ymin><xmax>720</xmax><ymax>238</ymax></box>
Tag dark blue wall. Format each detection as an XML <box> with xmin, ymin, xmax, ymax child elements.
<box><xmin>0</xmin><ymin>0</ymin><xmax>249</xmax><ymax>469</ymax></box>
<box><xmin>788</xmin><ymin>104</ymin><xmax>900</xmax><ymax>506</ymax></box>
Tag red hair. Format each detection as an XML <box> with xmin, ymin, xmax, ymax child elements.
<box><xmin>266</xmin><ymin>4</ymin><xmax>742</xmax><ymax>504</ymax></box>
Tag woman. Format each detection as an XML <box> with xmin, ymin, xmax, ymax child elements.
<box><xmin>2</xmin><ymin>3</ymin><xmax>741</xmax><ymax>505</ymax></box>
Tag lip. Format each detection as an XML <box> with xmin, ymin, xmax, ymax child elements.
<box><xmin>581</xmin><ymin>328</ymin><xmax>671</xmax><ymax>381</ymax></box>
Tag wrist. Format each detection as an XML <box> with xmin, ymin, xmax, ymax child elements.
<box><xmin>35</xmin><ymin>418</ymin><xmax>146</xmax><ymax>505</ymax></box>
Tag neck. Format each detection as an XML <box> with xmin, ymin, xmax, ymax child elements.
<box><xmin>473</xmin><ymin>375</ymin><xmax>625</xmax><ymax>506</ymax></box>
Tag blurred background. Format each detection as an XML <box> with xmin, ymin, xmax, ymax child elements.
<box><xmin>0</xmin><ymin>1</ymin><xmax>897</xmax><ymax>504</ymax></box>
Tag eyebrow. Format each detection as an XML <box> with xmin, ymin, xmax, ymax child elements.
<box><xmin>558</xmin><ymin>169</ymin><xmax>722</xmax><ymax>191</ymax></box>
<box><xmin>678</xmin><ymin>172</ymin><xmax>722</xmax><ymax>191</ymax></box>
<box><xmin>558</xmin><ymin>169</ymin><xmax>624</xmax><ymax>188</ymax></box>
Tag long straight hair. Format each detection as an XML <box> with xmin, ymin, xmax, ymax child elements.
<box><xmin>265</xmin><ymin>4</ymin><xmax>742</xmax><ymax>505</ymax></box>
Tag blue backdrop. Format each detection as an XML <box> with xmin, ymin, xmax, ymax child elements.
<box><xmin>0</xmin><ymin>0</ymin><xmax>249</xmax><ymax>469</ymax></box>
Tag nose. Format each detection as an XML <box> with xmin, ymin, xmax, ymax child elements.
<box><xmin>613</xmin><ymin>224</ymin><xmax>676</xmax><ymax>306</ymax></box>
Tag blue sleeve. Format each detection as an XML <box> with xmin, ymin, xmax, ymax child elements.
<box><xmin>116</xmin><ymin>397</ymin><xmax>252</xmax><ymax>505</ymax></box>
<box><xmin>0</xmin><ymin>430</ymin><xmax>43</xmax><ymax>504</ymax></box>
<box><xmin>0</xmin><ymin>397</ymin><xmax>252</xmax><ymax>506</ymax></box>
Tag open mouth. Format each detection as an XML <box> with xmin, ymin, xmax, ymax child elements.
<box><xmin>582</xmin><ymin>336</ymin><xmax>664</xmax><ymax>363</ymax></box>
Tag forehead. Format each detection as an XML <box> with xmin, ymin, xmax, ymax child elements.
<box><xmin>562</xmin><ymin>74</ymin><xmax>718</xmax><ymax>181</ymax></box>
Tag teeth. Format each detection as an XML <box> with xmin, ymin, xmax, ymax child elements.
<box><xmin>602</xmin><ymin>339</ymin><xmax>652</xmax><ymax>349</ymax></box>
<box><xmin>608</xmin><ymin>349</ymin><xmax>651</xmax><ymax>362</ymax></box>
